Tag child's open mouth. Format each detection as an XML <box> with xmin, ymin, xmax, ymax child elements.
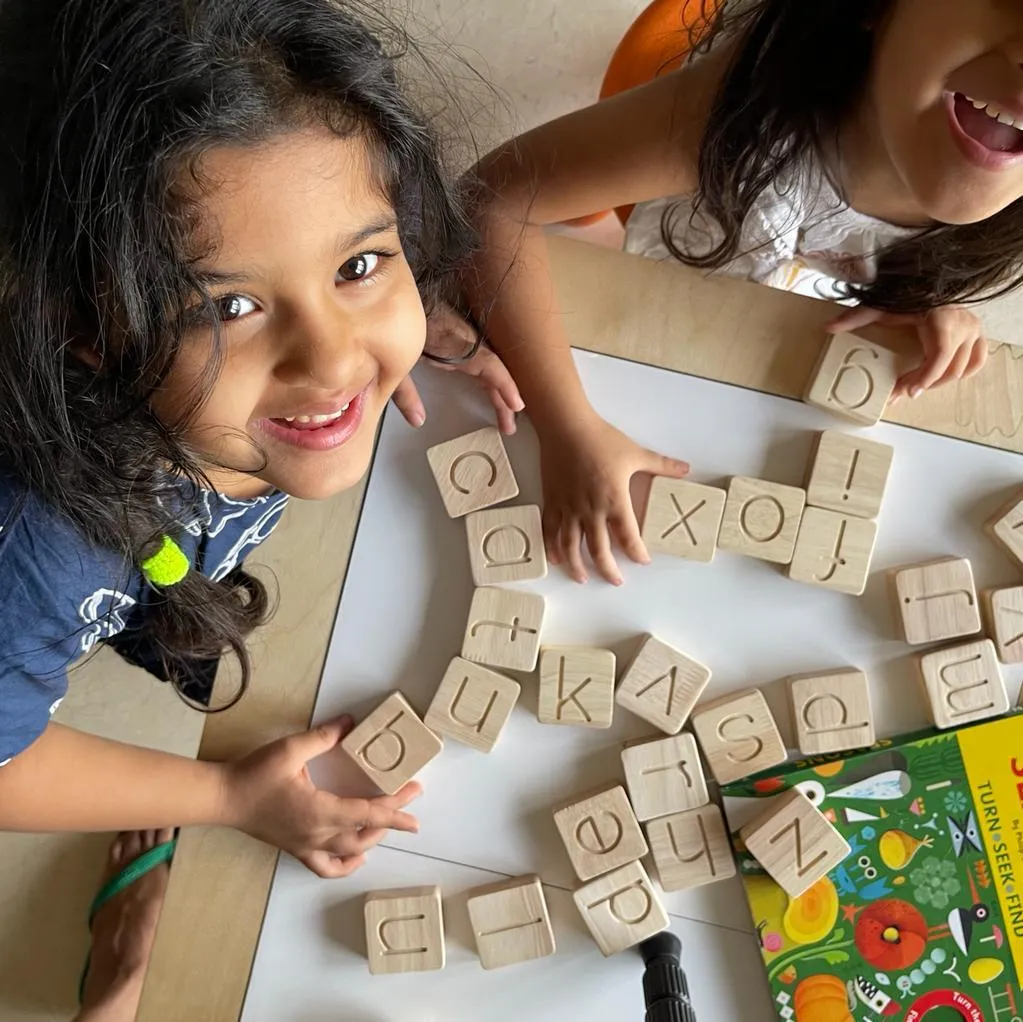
<box><xmin>948</xmin><ymin>92</ymin><xmax>1023</xmax><ymax>168</ymax></box>
<box><xmin>260</xmin><ymin>390</ymin><xmax>366</xmax><ymax>451</ymax></box>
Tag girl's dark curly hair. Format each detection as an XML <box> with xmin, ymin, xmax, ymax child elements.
<box><xmin>668</xmin><ymin>0</ymin><xmax>1023</xmax><ymax>313</ymax></box>
<box><xmin>0</xmin><ymin>0</ymin><xmax>475</xmax><ymax>705</ymax></box>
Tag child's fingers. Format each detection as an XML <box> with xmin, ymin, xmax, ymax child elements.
<box><xmin>281</xmin><ymin>715</ymin><xmax>355</xmax><ymax>766</ymax></box>
<box><xmin>324</xmin><ymin>826</ymin><xmax>388</xmax><ymax>860</ymax></box>
<box><xmin>328</xmin><ymin>794</ymin><xmax>420</xmax><ymax>835</ymax></box>
<box><xmin>301</xmin><ymin>850</ymin><xmax>367</xmax><ymax>879</ymax></box>
<box><xmin>645</xmin><ymin>450</ymin><xmax>690</xmax><ymax>480</ymax></box>
<box><xmin>931</xmin><ymin>340</ymin><xmax>977</xmax><ymax>390</ymax></box>
<box><xmin>561</xmin><ymin>519</ymin><xmax>589</xmax><ymax>584</ymax></box>
<box><xmin>470</xmin><ymin>348</ymin><xmax>524</xmax><ymax>408</ymax></box>
<box><xmin>424</xmin><ymin>305</ymin><xmax>477</xmax><ymax>360</ymax></box>
<box><xmin>359</xmin><ymin>800</ymin><xmax>420</xmax><ymax>835</ymax></box>
<box><xmin>911</xmin><ymin>318</ymin><xmax>960</xmax><ymax>395</ymax></box>
<box><xmin>824</xmin><ymin>305</ymin><xmax>884</xmax><ymax>333</ymax></box>
<box><xmin>962</xmin><ymin>337</ymin><xmax>989</xmax><ymax>380</ymax></box>
<box><xmin>376</xmin><ymin>780</ymin><xmax>424</xmax><ymax>809</ymax></box>
<box><xmin>542</xmin><ymin>506</ymin><xmax>563</xmax><ymax>566</ymax></box>
<box><xmin>488</xmin><ymin>387</ymin><xmax>518</xmax><ymax>436</ymax></box>
<box><xmin>609</xmin><ymin>511</ymin><xmax>650</xmax><ymax>566</ymax></box>
<box><xmin>584</xmin><ymin>517</ymin><xmax>622</xmax><ymax>586</ymax></box>
<box><xmin>391</xmin><ymin>377</ymin><xmax>426</xmax><ymax>428</ymax></box>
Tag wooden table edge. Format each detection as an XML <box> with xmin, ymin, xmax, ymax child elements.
<box><xmin>137</xmin><ymin>235</ymin><xmax>1023</xmax><ymax>1022</ymax></box>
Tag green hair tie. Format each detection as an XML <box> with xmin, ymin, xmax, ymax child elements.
<box><xmin>141</xmin><ymin>535</ymin><xmax>190</xmax><ymax>587</ymax></box>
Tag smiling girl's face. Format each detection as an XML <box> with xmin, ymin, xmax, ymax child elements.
<box><xmin>151</xmin><ymin>126</ymin><xmax>426</xmax><ymax>500</ymax></box>
<box><xmin>864</xmin><ymin>0</ymin><xmax>1023</xmax><ymax>224</ymax></box>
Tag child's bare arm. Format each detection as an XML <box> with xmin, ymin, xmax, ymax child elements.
<box><xmin>0</xmin><ymin>719</ymin><xmax>420</xmax><ymax>878</ymax></box>
<box><xmin>466</xmin><ymin>56</ymin><xmax>727</xmax><ymax>583</ymax></box>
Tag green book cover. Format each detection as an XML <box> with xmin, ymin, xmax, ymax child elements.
<box><xmin>720</xmin><ymin>712</ymin><xmax>1023</xmax><ymax>1022</ymax></box>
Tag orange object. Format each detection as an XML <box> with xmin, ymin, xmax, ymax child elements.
<box><xmin>793</xmin><ymin>974</ymin><xmax>854</xmax><ymax>1022</ymax></box>
<box><xmin>564</xmin><ymin>0</ymin><xmax>721</xmax><ymax>228</ymax></box>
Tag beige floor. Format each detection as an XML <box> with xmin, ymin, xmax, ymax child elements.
<box><xmin>2</xmin><ymin>1</ymin><xmax>1021</xmax><ymax>1019</ymax></box>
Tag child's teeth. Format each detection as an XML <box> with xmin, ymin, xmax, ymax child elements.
<box><xmin>966</xmin><ymin>95</ymin><xmax>1023</xmax><ymax>131</ymax></box>
<box><xmin>280</xmin><ymin>402</ymin><xmax>352</xmax><ymax>426</ymax></box>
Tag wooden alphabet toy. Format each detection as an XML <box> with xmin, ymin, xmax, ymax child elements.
<box><xmin>740</xmin><ymin>788</ymin><xmax>851</xmax><ymax>899</ymax></box>
<box><xmin>641</xmin><ymin>477</ymin><xmax>726</xmax><ymax>563</ymax></box>
<box><xmin>982</xmin><ymin>584</ymin><xmax>1023</xmax><ymax>664</ymax></box>
<box><xmin>465</xmin><ymin>504</ymin><xmax>547</xmax><ymax>586</ymax></box>
<box><xmin>572</xmin><ymin>860</ymin><xmax>669</xmax><ymax>957</ymax></box>
<box><xmin>364</xmin><ymin>886</ymin><xmax>445</xmax><ymax>975</ymax></box>
<box><xmin>805</xmin><ymin>430</ymin><xmax>893</xmax><ymax>520</ymax></box>
<box><xmin>461</xmin><ymin>586</ymin><xmax>545</xmax><ymax>672</ymax></box>
<box><xmin>615</xmin><ymin>634</ymin><xmax>711</xmax><ymax>735</ymax></box>
<box><xmin>985</xmin><ymin>487</ymin><xmax>1023</xmax><ymax>568</ymax></box>
<box><xmin>537</xmin><ymin>646</ymin><xmax>615</xmax><ymax>728</ymax></box>
<box><xmin>718</xmin><ymin>476</ymin><xmax>806</xmax><ymax>564</ymax></box>
<box><xmin>424</xmin><ymin>657</ymin><xmax>520</xmax><ymax>752</ymax></box>
<box><xmin>690</xmin><ymin>688</ymin><xmax>787</xmax><ymax>786</ymax></box>
<box><xmin>787</xmin><ymin>668</ymin><xmax>875</xmax><ymax>755</ymax></box>
<box><xmin>341</xmin><ymin>691</ymin><xmax>442</xmax><ymax>795</ymax></box>
<box><xmin>646</xmin><ymin>804</ymin><xmax>737</xmax><ymax>893</ymax></box>
<box><xmin>890</xmin><ymin>557</ymin><xmax>981</xmax><ymax>645</ymax></box>
<box><xmin>621</xmin><ymin>733</ymin><xmax>708</xmax><ymax>822</ymax></box>
<box><xmin>917</xmin><ymin>638</ymin><xmax>1009</xmax><ymax>729</ymax></box>
<box><xmin>465</xmin><ymin>875</ymin><xmax>555</xmax><ymax>970</ymax></box>
<box><xmin>553</xmin><ymin>785</ymin><xmax>648</xmax><ymax>882</ymax></box>
<box><xmin>804</xmin><ymin>332</ymin><xmax>899</xmax><ymax>425</ymax></box>
<box><xmin>426</xmin><ymin>427</ymin><xmax>519</xmax><ymax>518</ymax></box>
<box><xmin>788</xmin><ymin>507</ymin><xmax>877</xmax><ymax>595</ymax></box>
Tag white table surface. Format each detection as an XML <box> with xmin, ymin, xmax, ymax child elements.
<box><xmin>242</xmin><ymin>352</ymin><xmax>1023</xmax><ymax>1021</ymax></box>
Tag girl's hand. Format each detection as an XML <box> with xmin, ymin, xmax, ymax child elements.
<box><xmin>392</xmin><ymin>303</ymin><xmax>524</xmax><ymax>435</ymax></box>
<box><xmin>541</xmin><ymin>413</ymin><xmax>689</xmax><ymax>586</ymax></box>
<box><xmin>222</xmin><ymin>715</ymin><xmax>421</xmax><ymax>879</ymax></box>
<box><xmin>826</xmin><ymin>305</ymin><xmax>988</xmax><ymax>401</ymax></box>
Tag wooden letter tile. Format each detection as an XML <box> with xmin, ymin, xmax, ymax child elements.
<box><xmin>365</xmin><ymin>886</ymin><xmax>445</xmax><ymax>975</ymax></box>
<box><xmin>572</xmin><ymin>860</ymin><xmax>669</xmax><ymax>957</ymax></box>
<box><xmin>426</xmin><ymin>427</ymin><xmax>519</xmax><ymax>518</ymax></box>
<box><xmin>805</xmin><ymin>430</ymin><xmax>893</xmax><ymax>520</ymax></box>
<box><xmin>621</xmin><ymin>733</ymin><xmax>708</xmax><ymax>821</ymax></box>
<box><xmin>691</xmin><ymin>688</ymin><xmax>786</xmax><ymax>786</ymax></box>
<box><xmin>986</xmin><ymin>487</ymin><xmax>1023</xmax><ymax>568</ymax></box>
<box><xmin>615</xmin><ymin>634</ymin><xmax>711</xmax><ymax>735</ymax></box>
<box><xmin>718</xmin><ymin>476</ymin><xmax>806</xmax><ymax>564</ymax></box>
<box><xmin>553</xmin><ymin>785</ymin><xmax>648</xmax><ymax>882</ymax></box>
<box><xmin>465</xmin><ymin>504</ymin><xmax>547</xmax><ymax>585</ymax></box>
<box><xmin>462</xmin><ymin>586</ymin><xmax>545</xmax><ymax>672</ymax></box>
<box><xmin>424</xmin><ymin>657</ymin><xmax>520</xmax><ymax>752</ymax></box>
<box><xmin>804</xmin><ymin>332</ymin><xmax>899</xmax><ymax>425</ymax></box>
<box><xmin>918</xmin><ymin>639</ymin><xmax>1009</xmax><ymax>729</ymax></box>
<box><xmin>983</xmin><ymin>585</ymin><xmax>1023</xmax><ymax>664</ymax></box>
<box><xmin>466</xmin><ymin>875</ymin><xmax>555</xmax><ymax>970</ymax></box>
<box><xmin>538</xmin><ymin>647</ymin><xmax>615</xmax><ymax>728</ymax></box>
<box><xmin>788</xmin><ymin>669</ymin><xmax>875</xmax><ymax>755</ymax></box>
<box><xmin>890</xmin><ymin>557</ymin><xmax>981</xmax><ymax>645</ymax></box>
<box><xmin>646</xmin><ymin>805</ymin><xmax>737</xmax><ymax>892</ymax></box>
<box><xmin>342</xmin><ymin>691</ymin><xmax>442</xmax><ymax>795</ymax></box>
<box><xmin>788</xmin><ymin>508</ymin><xmax>878</xmax><ymax>595</ymax></box>
<box><xmin>740</xmin><ymin>789</ymin><xmax>850</xmax><ymax>899</ymax></box>
<box><xmin>641</xmin><ymin>478</ymin><xmax>726</xmax><ymax>563</ymax></box>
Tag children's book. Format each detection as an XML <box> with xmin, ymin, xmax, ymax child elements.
<box><xmin>720</xmin><ymin>712</ymin><xmax>1023</xmax><ymax>1022</ymax></box>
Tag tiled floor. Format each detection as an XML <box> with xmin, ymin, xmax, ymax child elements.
<box><xmin>2</xmin><ymin>1</ymin><xmax>1021</xmax><ymax>1019</ymax></box>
